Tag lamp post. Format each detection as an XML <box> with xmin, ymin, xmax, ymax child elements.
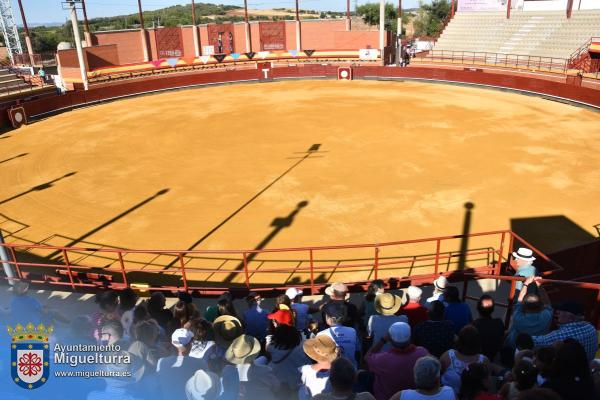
<box><xmin>295</xmin><ymin>0</ymin><xmax>302</xmax><ymax>51</ymax></box>
<box><xmin>191</xmin><ymin>0</ymin><xmax>201</xmax><ymax>56</ymax></box>
<box><xmin>137</xmin><ymin>0</ymin><xmax>150</xmax><ymax>61</ymax></box>
<box><xmin>244</xmin><ymin>0</ymin><xmax>252</xmax><ymax>52</ymax></box>
<box><xmin>67</xmin><ymin>1</ymin><xmax>88</xmax><ymax>90</ymax></box>
<box><xmin>16</xmin><ymin>0</ymin><xmax>34</xmax><ymax>65</ymax></box>
<box><xmin>81</xmin><ymin>0</ymin><xmax>92</xmax><ymax>45</ymax></box>
<box><xmin>346</xmin><ymin>0</ymin><xmax>351</xmax><ymax>31</ymax></box>
<box><xmin>380</xmin><ymin>0</ymin><xmax>385</xmax><ymax>65</ymax></box>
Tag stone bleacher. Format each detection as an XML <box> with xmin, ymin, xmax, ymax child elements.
<box><xmin>434</xmin><ymin>10</ymin><xmax>600</xmax><ymax>60</ymax></box>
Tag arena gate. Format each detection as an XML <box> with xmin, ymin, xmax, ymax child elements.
<box><xmin>259</xmin><ymin>21</ymin><xmax>286</xmax><ymax>51</ymax></box>
<box><xmin>207</xmin><ymin>23</ymin><xmax>235</xmax><ymax>55</ymax></box>
<box><xmin>155</xmin><ymin>27</ymin><xmax>184</xmax><ymax>59</ymax></box>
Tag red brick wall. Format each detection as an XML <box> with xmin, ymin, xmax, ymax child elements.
<box><xmin>207</xmin><ymin>23</ymin><xmax>236</xmax><ymax>54</ymax></box>
<box><xmin>233</xmin><ymin>23</ymin><xmax>247</xmax><ymax>53</ymax></box>
<box><xmin>94</xmin><ymin>30</ymin><xmax>144</xmax><ymax>65</ymax></box>
<box><xmin>85</xmin><ymin>45</ymin><xmax>120</xmax><ymax>69</ymax></box>
<box><xmin>181</xmin><ymin>26</ymin><xmax>196</xmax><ymax>57</ymax></box>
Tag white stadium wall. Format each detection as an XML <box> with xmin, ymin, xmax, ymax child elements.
<box><xmin>520</xmin><ymin>0</ymin><xmax>600</xmax><ymax>11</ymax></box>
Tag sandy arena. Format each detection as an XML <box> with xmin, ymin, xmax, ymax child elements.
<box><xmin>0</xmin><ymin>80</ymin><xmax>598</xmax><ymax>285</ymax></box>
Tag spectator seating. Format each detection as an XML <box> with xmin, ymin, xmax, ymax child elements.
<box><xmin>434</xmin><ymin>10</ymin><xmax>600</xmax><ymax>59</ymax></box>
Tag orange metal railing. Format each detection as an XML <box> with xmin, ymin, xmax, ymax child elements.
<box><xmin>0</xmin><ymin>230</ymin><xmax>562</xmax><ymax>295</ymax></box>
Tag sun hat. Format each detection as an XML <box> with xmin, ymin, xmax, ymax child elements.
<box><xmin>512</xmin><ymin>247</ymin><xmax>536</xmax><ymax>262</ymax></box>
<box><xmin>267</xmin><ymin>309</ymin><xmax>294</xmax><ymax>326</ymax></box>
<box><xmin>303</xmin><ymin>335</ymin><xmax>339</xmax><ymax>363</ymax></box>
<box><xmin>325</xmin><ymin>282</ymin><xmax>348</xmax><ymax>298</ymax></box>
<box><xmin>285</xmin><ymin>287</ymin><xmax>303</xmax><ymax>300</ymax></box>
<box><xmin>433</xmin><ymin>276</ymin><xmax>448</xmax><ymax>291</ymax></box>
<box><xmin>374</xmin><ymin>293</ymin><xmax>403</xmax><ymax>315</ymax></box>
<box><xmin>225</xmin><ymin>334</ymin><xmax>261</xmax><ymax>365</ymax></box>
<box><xmin>171</xmin><ymin>328</ymin><xmax>194</xmax><ymax>347</ymax></box>
<box><xmin>407</xmin><ymin>286</ymin><xmax>423</xmax><ymax>300</ymax></box>
<box><xmin>213</xmin><ymin>315</ymin><xmax>243</xmax><ymax>348</ymax></box>
<box><xmin>185</xmin><ymin>369</ymin><xmax>221</xmax><ymax>400</ymax></box>
<box><xmin>389</xmin><ymin>322</ymin><xmax>411</xmax><ymax>346</ymax></box>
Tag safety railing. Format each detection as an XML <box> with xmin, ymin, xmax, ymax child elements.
<box><xmin>460</xmin><ymin>272</ymin><xmax>600</xmax><ymax>328</ymax></box>
<box><xmin>13</xmin><ymin>52</ymin><xmax>57</xmax><ymax>67</ymax></box>
<box><xmin>0</xmin><ymin>230</ymin><xmax>562</xmax><ymax>295</ymax></box>
<box><xmin>414</xmin><ymin>50</ymin><xmax>570</xmax><ymax>74</ymax></box>
<box><xmin>568</xmin><ymin>37</ymin><xmax>594</xmax><ymax>69</ymax></box>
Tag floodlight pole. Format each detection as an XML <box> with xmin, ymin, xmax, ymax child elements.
<box><xmin>191</xmin><ymin>0</ymin><xmax>201</xmax><ymax>56</ymax></box>
<box><xmin>137</xmin><ymin>0</ymin><xmax>150</xmax><ymax>61</ymax></box>
<box><xmin>295</xmin><ymin>0</ymin><xmax>302</xmax><ymax>51</ymax></box>
<box><xmin>69</xmin><ymin>1</ymin><xmax>88</xmax><ymax>90</ymax></box>
<box><xmin>380</xmin><ymin>0</ymin><xmax>385</xmax><ymax>65</ymax></box>
<box><xmin>566</xmin><ymin>0</ymin><xmax>573</xmax><ymax>19</ymax></box>
<box><xmin>396</xmin><ymin>0</ymin><xmax>402</xmax><ymax>66</ymax></box>
<box><xmin>346</xmin><ymin>0</ymin><xmax>351</xmax><ymax>31</ymax></box>
<box><xmin>0</xmin><ymin>230</ymin><xmax>15</xmax><ymax>286</ymax></box>
<box><xmin>16</xmin><ymin>0</ymin><xmax>34</xmax><ymax>65</ymax></box>
<box><xmin>81</xmin><ymin>0</ymin><xmax>92</xmax><ymax>45</ymax></box>
<box><xmin>451</xmin><ymin>0</ymin><xmax>455</xmax><ymax>18</ymax></box>
<box><xmin>244</xmin><ymin>0</ymin><xmax>252</xmax><ymax>52</ymax></box>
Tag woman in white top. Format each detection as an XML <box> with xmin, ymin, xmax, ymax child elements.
<box><xmin>390</xmin><ymin>356</ymin><xmax>456</xmax><ymax>400</ymax></box>
<box><xmin>440</xmin><ymin>326</ymin><xmax>489</xmax><ymax>395</ymax></box>
<box><xmin>185</xmin><ymin>318</ymin><xmax>217</xmax><ymax>363</ymax></box>
<box><xmin>299</xmin><ymin>334</ymin><xmax>340</xmax><ymax>400</ymax></box>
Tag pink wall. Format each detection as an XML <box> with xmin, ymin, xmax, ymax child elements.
<box><xmin>234</xmin><ymin>23</ymin><xmax>248</xmax><ymax>53</ymax></box>
<box><xmin>181</xmin><ymin>26</ymin><xmax>196</xmax><ymax>57</ymax></box>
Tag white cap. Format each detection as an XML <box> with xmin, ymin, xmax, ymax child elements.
<box><xmin>285</xmin><ymin>287</ymin><xmax>303</xmax><ymax>300</ymax></box>
<box><xmin>407</xmin><ymin>286</ymin><xmax>422</xmax><ymax>300</ymax></box>
<box><xmin>185</xmin><ymin>369</ymin><xmax>221</xmax><ymax>400</ymax></box>
<box><xmin>389</xmin><ymin>322</ymin><xmax>411</xmax><ymax>345</ymax></box>
<box><xmin>512</xmin><ymin>247</ymin><xmax>536</xmax><ymax>262</ymax></box>
<box><xmin>171</xmin><ymin>328</ymin><xmax>194</xmax><ymax>347</ymax></box>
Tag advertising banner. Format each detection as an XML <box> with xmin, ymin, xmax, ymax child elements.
<box><xmin>457</xmin><ymin>0</ymin><xmax>507</xmax><ymax>12</ymax></box>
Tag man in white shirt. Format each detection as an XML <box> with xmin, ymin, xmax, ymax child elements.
<box><xmin>317</xmin><ymin>302</ymin><xmax>359</xmax><ymax>367</ymax></box>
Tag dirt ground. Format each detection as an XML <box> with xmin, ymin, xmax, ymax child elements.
<box><xmin>0</xmin><ymin>80</ymin><xmax>598</xmax><ymax>285</ymax></box>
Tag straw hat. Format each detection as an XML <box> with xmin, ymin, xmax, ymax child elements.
<box><xmin>512</xmin><ymin>247</ymin><xmax>536</xmax><ymax>262</ymax></box>
<box><xmin>185</xmin><ymin>370</ymin><xmax>221</xmax><ymax>400</ymax></box>
<box><xmin>325</xmin><ymin>282</ymin><xmax>349</xmax><ymax>298</ymax></box>
<box><xmin>213</xmin><ymin>315</ymin><xmax>243</xmax><ymax>348</ymax></box>
<box><xmin>433</xmin><ymin>276</ymin><xmax>448</xmax><ymax>291</ymax></box>
<box><xmin>374</xmin><ymin>292</ymin><xmax>403</xmax><ymax>316</ymax></box>
<box><xmin>225</xmin><ymin>334</ymin><xmax>261</xmax><ymax>365</ymax></box>
<box><xmin>303</xmin><ymin>335</ymin><xmax>339</xmax><ymax>363</ymax></box>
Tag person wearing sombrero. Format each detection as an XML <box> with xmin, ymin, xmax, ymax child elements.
<box><xmin>366</xmin><ymin>292</ymin><xmax>408</xmax><ymax>351</ymax></box>
<box><xmin>222</xmin><ymin>334</ymin><xmax>281</xmax><ymax>400</ymax></box>
<box><xmin>510</xmin><ymin>247</ymin><xmax>538</xmax><ymax>292</ymax></box>
<box><xmin>212</xmin><ymin>315</ymin><xmax>244</xmax><ymax>357</ymax></box>
<box><xmin>299</xmin><ymin>334</ymin><xmax>340</xmax><ymax>400</ymax></box>
<box><xmin>320</xmin><ymin>282</ymin><xmax>360</xmax><ymax>329</ymax></box>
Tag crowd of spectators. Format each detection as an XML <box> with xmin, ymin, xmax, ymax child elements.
<box><xmin>3</xmin><ymin>259</ymin><xmax>600</xmax><ymax>400</ymax></box>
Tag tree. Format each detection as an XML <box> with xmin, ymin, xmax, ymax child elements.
<box><xmin>356</xmin><ymin>3</ymin><xmax>411</xmax><ymax>35</ymax></box>
<box><xmin>413</xmin><ymin>0</ymin><xmax>450</xmax><ymax>37</ymax></box>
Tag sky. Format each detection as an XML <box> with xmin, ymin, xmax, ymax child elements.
<box><xmin>13</xmin><ymin>0</ymin><xmax>427</xmax><ymax>25</ymax></box>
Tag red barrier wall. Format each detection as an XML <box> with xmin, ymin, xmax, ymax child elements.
<box><xmin>3</xmin><ymin>65</ymin><xmax>598</xmax><ymax>132</ymax></box>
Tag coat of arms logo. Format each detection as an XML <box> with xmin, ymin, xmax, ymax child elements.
<box><xmin>8</xmin><ymin>323</ymin><xmax>52</xmax><ymax>390</ymax></box>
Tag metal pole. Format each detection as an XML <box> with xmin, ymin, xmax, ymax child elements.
<box><xmin>566</xmin><ymin>0</ymin><xmax>574</xmax><ymax>19</ymax></box>
<box><xmin>451</xmin><ymin>0</ymin><xmax>455</xmax><ymax>18</ymax></box>
<box><xmin>69</xmin><ymin>1</ymin><xmax>89</xmax><ymax>90</ymax></box>
<box><xmin>16</xmin><ymin>0</ymin><xmax>34</xmax><ymax>65</ymax></box>
<box><xmin>244</xmin><ymin>0</ymin><xmax>252</xmax><ymax>52</ymax></box>
<box><xmin>379</xmin><ymin>0</ymin><xmax>385</xmax><ymax>65</ymax></box>
<box><xmin>137</xmin><ymin>0</ymin><xmax>149</xmax><ymax>61</ymax></box>
<box><xmin>0</xmin><ymin>230</ymin><xmax>15</xmax><ymax>286</ymax></box>
<box><xmin>346</xmin><ymin>0</ymin><xmax>351</xmax><ymax>31</ymax></box>
<box><xmin>81</xmin><ymin>0</ymin><xmax>92</xmax><ymax>45</ymax></box>
<box><xmin>295</xmin><ymin>0</ymin><xmax>301</xmax><ymax>51</ymax></box>
<box><xmin>191</xmin><ymin>0</ymin><xmax>201</xmax><ymax>56</ymax></box>
<box><xmin>396</xmin><ymin>0</ymin><xmax>402</xmax><ymax>66</ymax></box>
<box><xmin>507</xmin><ymin>0</ymin><xmax>512</xmax><ymax>19</ymax></box>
